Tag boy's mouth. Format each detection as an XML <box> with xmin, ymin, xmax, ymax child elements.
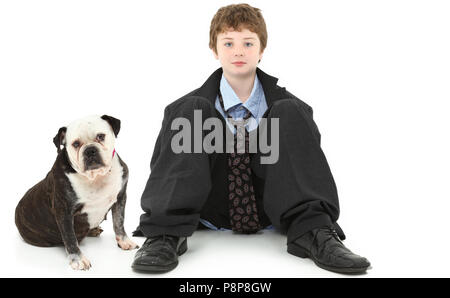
<box><xmin>232</xmin><ymin>61</ymin><xmax>246</xmax><ymax>66</ymax></box>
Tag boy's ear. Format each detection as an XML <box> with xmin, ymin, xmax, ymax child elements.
<box><xmin>212</xmin><ymin>48</ymin><xmax>219</xmax><ymax>60</ymax></box>
<box><xmin>258</xmin><ymin>50</ymin><xmax>264</xmax><ymax>63</ymax></box>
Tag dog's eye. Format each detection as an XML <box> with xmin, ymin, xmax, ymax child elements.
<box><xmin>72</xmin><ymin>141</ymin><xmax>81</xmax><ymax>148</ymax></box>
<box><xmin>96</xmin><ymin>133</ymin><xmax>105</xmax><ymax>142</ymax></box>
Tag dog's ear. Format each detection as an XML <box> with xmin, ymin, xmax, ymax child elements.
<box><xmin>53</xmin><ymin>127</ymin><xmax>67</xmax><ymax>154</ymax></box>
<box><xmin>101</xmin><ymin>115</ymin><xmax>121</xmax><ymax>137</ymax></box>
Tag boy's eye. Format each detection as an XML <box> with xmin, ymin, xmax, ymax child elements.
<box><xmin>224</xmin><ymin>42</ymin><xmax>232</xmax><ymax>47</ymax></box>
<box><xmin>245</xmin><ymin>42</ymin><xmax>253</xmax><ymax>47</ymax></box>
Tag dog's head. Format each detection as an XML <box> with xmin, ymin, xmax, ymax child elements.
<box><xmin>53</xmin><ymin>115</ymin><xmax>121</xmax><ymax>180</ymax></box>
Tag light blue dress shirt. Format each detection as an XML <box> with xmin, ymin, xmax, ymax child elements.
<box><xmin>214</xmin><ymin>74</ymin><xmax>268</xmax><ymax>134</ymax></box>
<box><xmin>199</xmin><ymin>74</ymin><xmax>273</xmax><ymax>231</ymax></box>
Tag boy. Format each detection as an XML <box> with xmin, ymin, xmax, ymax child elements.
<box><xmin>132</xmin><ymin>3</ymin><xmax>370</xmax><ymax>274</ymax></box>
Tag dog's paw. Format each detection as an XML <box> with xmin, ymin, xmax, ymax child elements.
<box><xmin>115</xmin><ymin>235</ymin><xmax>139</xmax><ymax>250</ymax></box>
<box><xmin>87</xmin><ymin>227</ymin><xmax>104</xmax><ymax>237</ymax></box>
<box><xmin>68</xmin><ymin>254</ymin><xmax>92</xmax><ymax>271</ymax></box>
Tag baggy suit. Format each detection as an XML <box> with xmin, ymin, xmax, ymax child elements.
<box><xmin>134</xmin><ymin>68</ymin><xmax>346</xmax><ymax>243</ymax></box>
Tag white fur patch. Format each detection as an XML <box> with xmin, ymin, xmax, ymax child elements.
<box><xmin>66</xmin><ymin>155</ymin><xmax>124</xmax><ymax>228</ymax></box>
<box><xmin>65</xmin><ymin>115</ymin><xmax>116</xmax><ymax>175</ymax></box>
<box><xmin>68</xmin><ymin>254</ymin><xmax>91</xmax><ymax>270</ymax></box>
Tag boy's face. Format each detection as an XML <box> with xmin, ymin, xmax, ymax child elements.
<box><xmin>213</xmin><ymin>28</ymin><xmax>264</xmax><ymax>78</ymax></box>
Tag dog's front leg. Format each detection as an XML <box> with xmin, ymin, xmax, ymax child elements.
<box><xmin>54</xmin><ymin>203</ymin><xmax>91</xmax><ymax>270</ymax></box>
<box><xmin>112</xmin><ymin>183</ymin><xmax>138</xmax><ymax>250</ymax></box>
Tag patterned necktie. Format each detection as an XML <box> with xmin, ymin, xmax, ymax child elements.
<box><xmin>218</xmin><ymin>91</ymin><xmax>262</xmax><ymax>233</ymax></box>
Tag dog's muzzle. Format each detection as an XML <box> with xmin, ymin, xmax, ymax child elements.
<box><xmin>83</xmin><ymin>145</ymin><xmax>105</xmax><ymax>170</ymax></box>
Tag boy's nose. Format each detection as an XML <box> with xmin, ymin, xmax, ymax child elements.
<box><xmin>233</xmin><ymin>45</ymin><xmax>245</xmax><ymax>56</ymax></box>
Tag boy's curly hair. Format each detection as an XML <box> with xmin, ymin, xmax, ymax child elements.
<box><xmin>209</xmin><ymin>3</ymin><xmax>267</xmax><ymax>54</ymax></box>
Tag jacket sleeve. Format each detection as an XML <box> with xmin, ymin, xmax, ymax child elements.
<box><xmin>306</xmin><ymin>105</ymin><xmax>322</xmax><ymax>146</ymax></box>
<box><xmin>284</xmin><ymin>89</ymin><xmax>322</xmax><ymax>145</ymax></box>
<box><xmin>149</xmin><ymin>106</ymin><xmax>171</xmax><ymax>170</ymax></box>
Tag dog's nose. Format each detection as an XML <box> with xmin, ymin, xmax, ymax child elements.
<box><xmin>84</xmin><ymin>146</ymin><xmax>98</xmax><ymax>158</ymax></box>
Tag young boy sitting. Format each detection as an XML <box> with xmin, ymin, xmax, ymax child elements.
<box><xmin>132</xmin><ymin>3</ymin><xmax>370</xmax><ymax>274</ymax></box>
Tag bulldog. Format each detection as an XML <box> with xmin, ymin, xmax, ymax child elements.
<box><xmin>15</xmin><ymin>115</ymin><xmax>138</xmax><ymax>270</ymax></box>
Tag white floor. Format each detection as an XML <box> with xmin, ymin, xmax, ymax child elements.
<box><xmin>6</xmin><ymin>210</ymin><xmax>450</xmax><ymax>278</ymax></box>
<box><xmin>2</xmin><ymin>214</ymin><xmax>379</xmax><ymax>278</ymax></box>
<box><xmin>7</xmin><ymin>229</ymin><xmax>364</xmax><ymax>278</ymax></box>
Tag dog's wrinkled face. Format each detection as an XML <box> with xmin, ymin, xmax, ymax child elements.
<box><xmin>54</xmin><ymin>115</ymin><xmax>120</xmax><ymax>180</ymax></box>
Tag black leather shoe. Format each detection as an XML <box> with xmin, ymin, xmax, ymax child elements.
<box><xmin>131</xmin><ymin>235</ymin><xmax>187</xmax><ymax>273</ymax></box>
<box><xmin>288</xmin><ymin>226</ymin><xmax>370</xmax><ymax>274</ymax></box>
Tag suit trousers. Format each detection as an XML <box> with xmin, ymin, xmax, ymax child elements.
<box><xmin>136</xmin><ymin>96</ymin><xmax>345</xmax><ymax>243</ymax></box>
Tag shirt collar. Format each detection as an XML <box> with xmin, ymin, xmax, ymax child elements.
<box><xmin>219</xmin><ymin>74</ymin><xmax>263</xmax><ymax>118</ymax></box>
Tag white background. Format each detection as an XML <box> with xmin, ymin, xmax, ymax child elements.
<box><xmin>1</xmin><ymin>0</ymin><xmax>450</xmax><ymax>278</ymax></box>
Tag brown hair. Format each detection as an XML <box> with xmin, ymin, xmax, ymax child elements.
<box><xmin>209</xmin><ymin>3</ymin><xmax>267</xmax><ymax>54</ymax></box>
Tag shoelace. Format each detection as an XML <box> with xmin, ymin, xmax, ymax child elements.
<box><xmin>320</xmin><ymin>227</ymin><xmax>340</xmax><ymax>238</ymax></box>
<box><xmin>317</xmin><ymin>227</ymin><xmax>343</xmax><ymax>250</ymax></box>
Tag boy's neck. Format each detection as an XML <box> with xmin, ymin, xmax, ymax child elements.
<box><xmin>223</xmin><ymin>70</ymin><xmax>256</xmax><ymax>103</ymax></box>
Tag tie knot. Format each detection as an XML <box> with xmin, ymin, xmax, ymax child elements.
<box><xmin>218</xmin><ymin>91</ymin><xmax>252</xmax><ymax>121</ymax></box>
<box><xmin>228</xmin><ymin>117</ymin><xmax>251</xmax><ymax>128</ymax></box>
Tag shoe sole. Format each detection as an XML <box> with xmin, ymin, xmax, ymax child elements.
<box><xmin>132</xmin><ymin>238</ymin><xmax>188</xmax><ymax>273</ymax></box>
<box><xmin>287</xmin><ymin>244</ymin><xmax>369</xmax><ymax>274</ymax></box>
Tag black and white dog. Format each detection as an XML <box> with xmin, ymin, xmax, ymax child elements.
<box><xmin>15</xmin><ymin>115</ymin><xmax>138</xmax><ymax>270</ymax></box>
